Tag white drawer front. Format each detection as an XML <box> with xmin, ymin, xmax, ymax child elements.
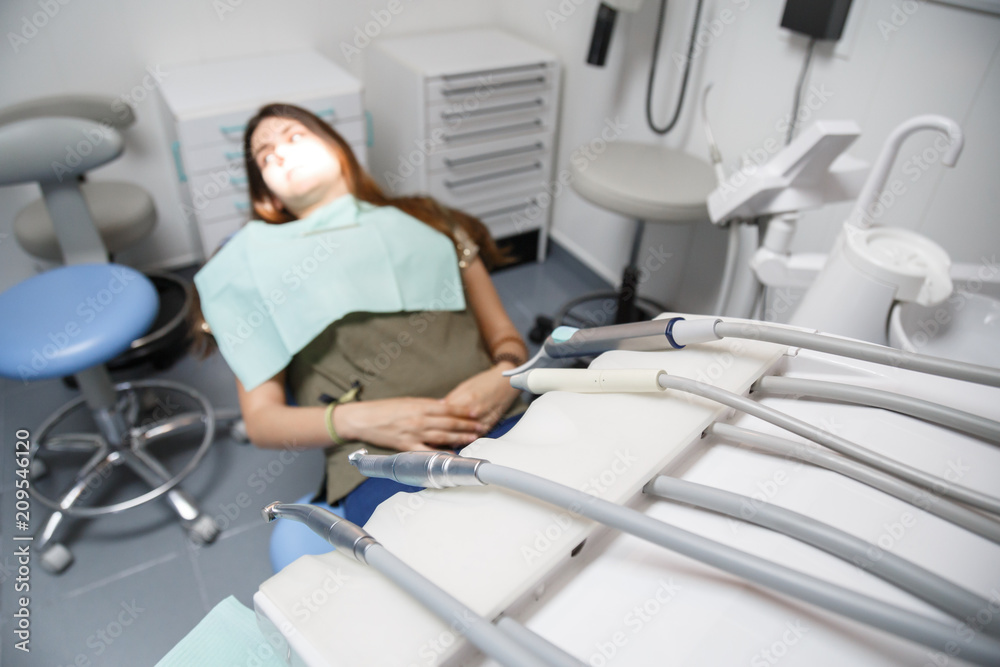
<box><xmin>428</xmin><ymin>132</ymin><xmax>550</xmax><ymax>173</ymax></box>
<box><xmin>429</xmin><ymin>154</ymin><xmax>552</xmax><ymax>207</ymax></box>
<box><xmin>427</xmin><ymin>88</ymin><xmax>557</xmax><ymax>136</ymax></box>
<box><xmin>466</xmin><ymin>189</ymin><xmax>549</xmax><ymax>239</ymax></box>
<box><xmin>425</xmin><ymin>63</ymin><xmax>555</xmax><ymax>105</ymax></box>
<box><xmin>176</xmin><ymin>95</ymin><xmax>359</xmax><ymax>149</ymax></box>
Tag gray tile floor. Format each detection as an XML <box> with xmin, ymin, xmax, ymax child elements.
<box><xmin>0</xmin><ymin>242</ymin><xmax>610</xmax><ymax>667</ymax></box>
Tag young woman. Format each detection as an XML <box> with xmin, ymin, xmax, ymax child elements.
<box><xmin>191</xmin><ymin>103</ymin><xmax>528</xmax><ymax>526</ymax></box>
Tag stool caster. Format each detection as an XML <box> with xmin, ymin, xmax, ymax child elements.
<box><xmin>39</xmin><ymin>543</ymin><xmax>74</xmax><ymax>574</ymax></box>
<box><xmin>187</xmin><ymin>514</ymin><xmax>220</xmax><ymax>546</ymax></box>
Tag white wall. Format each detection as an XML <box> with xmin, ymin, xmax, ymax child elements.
<box><xmin>0</xmin><ymin>0</ymin><xmax>499</xmax><ymax>290</ymax></box>
<box><xmin>3</xmin><ymin>0</ymin><xmax>998</xmax><ymax>310</ymax></box>
<box><xmin>495</xmin><ymin>0</ymin><xmax>1000</xmax><ymax>314</ymax></box>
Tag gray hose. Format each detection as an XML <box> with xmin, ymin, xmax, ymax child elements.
<box><xmin>657</xmin><ymin>374</ymin><xmax>1000</xmax><ymax>516</ymax></box>
<box><xmin>708</xmin><ymin>423</ymin><xmax>1000</xmax><ymax>545</ymax></box>
<box><xmin>495</xmin><ymin>617</ymin><xmax>585</xmax><ymax>667</ymax></box>
<box><xmin>475</xmin><ymin>463</ymin><xmax>1000</xmax><ymax>665</ymax></box>
<box><xmin>715</xmin><ymin>320</ymin><xmax>1000</xmax><ymax>389</ymax></box>
<box><xmin>645</xmin><ymin>475</ymin><xmax>1000</xmax><ymax>638</ymax></box>
<box><xmin>263</xmin><ymin>503</ymin><xmax>547</xmax><ymax>667</ymax></box>
<box><xmin>362</xmin><ymin>545</ymin><xmax>548</xmax><ymax>667</ymax></box>
<box><xmin>753</xmin><ymin>376</ymin><xmax>1000</xmax><ymax>444</ymax></box>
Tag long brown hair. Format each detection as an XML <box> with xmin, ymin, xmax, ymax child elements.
<box><xmin>189</xmin><ymin>102</ymin><xmax>513</xmax><ymax>358</ymax></box>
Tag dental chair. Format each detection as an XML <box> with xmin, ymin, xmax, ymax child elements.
<box><xmin>0</xmin><ymin>105</ymin><xmax>221</xmax><ymax>574</ymax></box>
<box><xmin>530</xmin><ymin>142</ymin><xmax>716</xmax><ymax>341</ymax></box>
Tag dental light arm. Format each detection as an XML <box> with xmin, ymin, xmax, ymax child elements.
<box><xmin>348</xmin><ymin>451</ymin><xmax>1000</xmax><ymax>665</ymax></box>
<box><xmin>261</xmin><ymin>502</ymin><xmax>555</xmax><ymax>667</ymax></box>
<box><xmin>507</xmin><ymin>317</ymin><xmax>1000</xmax><ymax>389</ymax></box>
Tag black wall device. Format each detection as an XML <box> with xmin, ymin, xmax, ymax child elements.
<box><xmin>587</xmin><ymin>3</ymin><xmax>618</xmax><ymax>67</ymax></box>
<box><xmin>780</xmin><ymin>0</ymin><xmax>854</xmax><ymax>41</ymax></box>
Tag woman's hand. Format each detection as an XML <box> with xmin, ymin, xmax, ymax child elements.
<box><xmin>334</xmin><ymin>397</ymin><xmax>488</xmax><ymax>452</ymax></box>
<box><xmin>443</xmin><ymin>363</ymin><xmax>521</xmax><ymax>432</ymax></box>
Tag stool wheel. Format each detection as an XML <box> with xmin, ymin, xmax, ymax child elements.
<box><xmin>39</xmin><ymin>543</ymin><xmax>73</xmax><ymax>574</ymax></box>
<box><xmin>187</xmin><ymin>515</ymin><xmax>221</xmax><ymax>545</ymax></box>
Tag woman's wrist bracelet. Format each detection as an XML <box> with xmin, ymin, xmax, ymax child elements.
<box><xmin>324</xmin><ymin>403</ymin><xmax>348</xmax><ymax>446</ymax></box>
<box><xmin>492</xmin><ymin>352</ymin><xmax>526</xmax><ymax>367</ymax></box>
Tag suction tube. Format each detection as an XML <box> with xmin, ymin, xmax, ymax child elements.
<box><xmin>348</xmin><ymin>451</ymin><xmax>1000</xmax><ymax>666</ymax></box>
<box><xmin>261</xmin><ymin>502</ymin><xmax>557</xmax><ymax>667</ymax></box>
<box><xmin>645</xmin><ymin>475</ymin><xmax>1000</xmax><ymax>637</ymax></box>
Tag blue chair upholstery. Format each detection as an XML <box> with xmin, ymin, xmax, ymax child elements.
<box><xmin>0</xmin><ymin>264</ymin><xmax>157</xmax><ymax>380</ymax></box>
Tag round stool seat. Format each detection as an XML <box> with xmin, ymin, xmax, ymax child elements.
<box><xmin>0</xmin><ymin>264</ymin><xmax>158</xmax><ymax>380</ymax></box>
<box><xmin>571</xmin><ymin>142</ymin><xmax>716</xmax><ymax>222</ymax></box>
<box><xmin>15</xmin><ymin>181</ymin><xmax>156</xmax><ymax>261</ymax></box>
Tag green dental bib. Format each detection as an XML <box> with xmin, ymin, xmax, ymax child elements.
<box><xmin>194</xmin><ymin>195</ymin><xmax>465</xmax><ymax>391</ymax></box>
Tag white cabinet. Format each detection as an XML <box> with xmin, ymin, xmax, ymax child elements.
<box><xmin>365</xmin><ymin>28</ymin><xmax>560</xmax><ymax>261</ymax></box>
<box><xmin>157</xmin><ymin>51</ymin><xmax>368</xmax><ymax>260</ymax></box>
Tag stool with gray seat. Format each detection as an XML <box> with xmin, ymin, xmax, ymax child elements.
<box><xmin>0</xmin><ymin>95</ymin><xmax>192</xmax><ymax>374</ymax></box>
<box><xmin>532</xmin><ymin>142</ymin><xmax>716</xmax><ymax>339</ymax></box>
<box><xmin>0</xmin><ymin>111</ymin><xmax>221</xmax><ymax>573</ymax></box>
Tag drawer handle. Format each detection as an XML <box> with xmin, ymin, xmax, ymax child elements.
<box><xmin>444</xmin><ymin>162</ymin><xmax>542</xmax><ymax>190</ymax></box>
<box><xmin>314</xmin><ymin>108</ymin><xmax>336</xmax><ymax>119</ymax></box>
<box><xmin>478</xmin><ymin>199</ymin><xmax>538</xmax><ymax>220</ymax></box>
<box><xmin>443</xmin><ymin>119</ymin><xmax>543</xmax><ymax>143</ymax></box>
<box><xmin>234</xmin><ymin>201</ymin><xmax>250</xmax><ymax>211</ymax></box>
<box><xmin>441</xmin><ymin>63</ymin><xmax>548</xmax><ymax>83</ymax></box>
<box><xmin>224</xmin><ymin>150</ymin><xmax>243</xmax><ymax>161</ymax></box>
<box><xmin>441</xmin><ymin>77</ymin><xmax>546</xmax><ymax>97</ymax></box>
<box><xmin>230</xmin><ymin>176</ymin><xmax>248</xmax><ymax>187</ymax></box>
<box><xmin>440</xmin><ymin>98</ymin><xmax>544</xmax><ymax>121</ymax></box>
<box><xmin>219</xmin><ymin>122</ymin><xmax>246</xmax><ymax>137</ymax></box>
<box><xmin>443</xmin><ymin>142</ymin><xmax>544</xmax><ymax>169</ymax></box>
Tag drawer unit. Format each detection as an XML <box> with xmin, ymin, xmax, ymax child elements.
<box><xmin>366</xmin><ymin>29</ymin><xmax>561</xmax><ymax>262</ymax></box>
<box><xmin>159</xmin><ymin>51</ymin><xmax>368</xmax><ymax>260</ymax></box>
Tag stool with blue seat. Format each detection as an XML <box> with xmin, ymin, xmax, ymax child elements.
<box><xmin>0</xmin><ymin>111</ymin><xmax>221</xmax><ymax>573</ymax></box>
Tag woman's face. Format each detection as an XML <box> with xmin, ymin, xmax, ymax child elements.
<box><xmin>249</xmin><ymin>116</ymin><xmax>348</xmax><ymax>217</ymax></box>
